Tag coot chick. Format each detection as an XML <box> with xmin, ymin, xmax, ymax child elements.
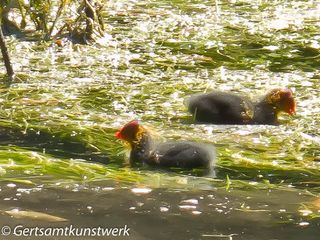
<box><xmin>115</xmin><ymin>120</ymin><xmax>216</xmax><ymax>175</ymax></box>
<box><xmin>186</xmin><ymin>88</ymin><xmax>296</xmax><ymax>125</ymax></box>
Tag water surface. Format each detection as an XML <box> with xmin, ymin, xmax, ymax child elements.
<box><xmin>0</xmin><ymin>0</ymin><xmax>319</xmax><ymax>239</ymax></box>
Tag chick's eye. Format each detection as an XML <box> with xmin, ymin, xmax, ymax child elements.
<box><xmin>269</xmin><ymin>92</ymin><xmax>281</xmax><ymax>103</ymax></box>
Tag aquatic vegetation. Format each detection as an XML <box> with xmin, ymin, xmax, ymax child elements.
<box><xmin>1</xmin><ymin>0</ymin><xmax>104</xmax><ymax>43</ymax></box>
<box><xmin>0</xmin><ymin>0</ymin><xmax>319</xmax><ymax>238</ymax></box>
<box><xmin>0</xmin><ymin>0</ymin><xmax>319</xmax><ymax>190</ymax></box>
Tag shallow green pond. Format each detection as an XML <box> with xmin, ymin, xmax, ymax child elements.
<box><xmin>0</xmin><ymin>0</ymin><xmax>319</xmax><ymax>239</ymax></box>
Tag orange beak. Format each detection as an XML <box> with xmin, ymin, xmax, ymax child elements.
<box><xmin>115</xmin><ymin>131</ymin><xmax>123</xmax><ymax>139</ymax></box>
<box><xmin>288</xmin><ymin>99</ymin><xmax>296</xmax><ymax>115</ymax></box>
<box><xmin>288</xmin><ymin>108</ymin><xmax>296</xmax><ymax>115</ymax></box>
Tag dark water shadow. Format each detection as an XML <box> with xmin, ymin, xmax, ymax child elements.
<box><xmin>0</xmin><ymin>126</ymin><xmax>110</xmax><ymax>164</ymax></box>
<box><xmin>0</xmin><ymin>181</ymin><xmax>318</xmax><ymax>240</ymax></box>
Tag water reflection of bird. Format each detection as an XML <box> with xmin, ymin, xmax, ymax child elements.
<box><xmin>116</xmin><ymin>120</ymin><xmax>216</xmax><ymax>176</ymax></box>
<box><xmin>185</xmin><ymin>88</ymin><xmax>296</xmax><ymax>125</ymax></box>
